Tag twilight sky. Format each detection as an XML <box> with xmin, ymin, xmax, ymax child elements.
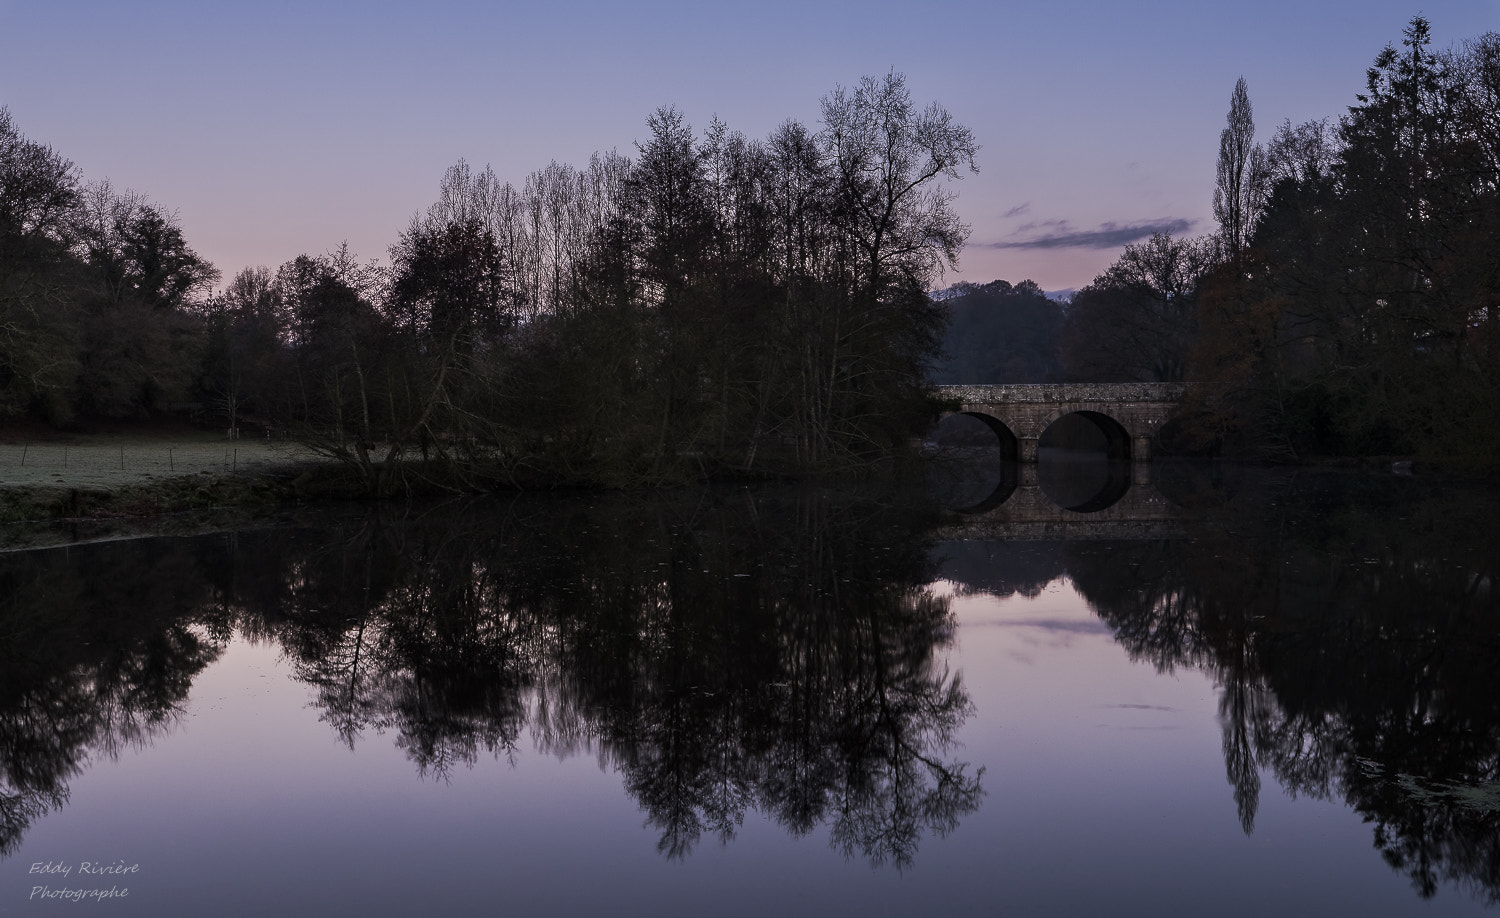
<box><xmin>2</xmin><ymin>0</ymin><xmax>1496</xmax><ymax>293</ymax></box>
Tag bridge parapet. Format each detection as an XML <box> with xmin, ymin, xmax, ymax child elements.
<box><xmin>936</xmin><ymin>383</ymin><xmax>1188</xmax><ymax>404</ymax></box>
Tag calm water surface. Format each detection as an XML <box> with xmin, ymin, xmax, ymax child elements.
<box><xmin>1</xmin><ymin>462</ymin><xmax>1496</xmax><ymax>916</ymax></box>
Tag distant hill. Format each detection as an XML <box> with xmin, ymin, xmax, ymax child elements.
<box><xmin>930</xmin><ymin>280</ymin><xmax>1065</xmax><ymax>384</ymax></box>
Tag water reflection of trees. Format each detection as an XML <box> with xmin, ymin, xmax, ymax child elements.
<box><xmin>0</xmin><ymin>489</ymin><xmax>982</xmax><ymax>868</ymax></box>
<box><xmin>946</xmin><ymin>472</ymin><xmax>1500</xmax><ymax>904</ymax></box>
<box><xmin>0</xmin><ymin>540</ymin><xmax>223</xmax><ymax>856</ymax></box>
<box><xmin>268</xmin><ymin>493</ymin><xmax>982</xmax><ymax>867</ymax></box>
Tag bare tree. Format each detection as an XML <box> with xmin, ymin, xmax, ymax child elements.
<box><xmin>820</xmin><ymin>71</ymin><xmax>978</xmax><ymax>295</ymax></box>
<box><xmin>805</xmin><ymin>72</ymin><xmax>977</xmax><ymax>462</ymax></box>
<box><xmin>0</xmin><ymin>107</ymin><xmax>78</xmax><ymax>245</ymax></box>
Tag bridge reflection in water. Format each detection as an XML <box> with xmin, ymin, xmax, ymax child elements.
<box><xmin>927</xmin><ymin>453</ymin><xmax>1186</xmax><ymax>540</ymax></box>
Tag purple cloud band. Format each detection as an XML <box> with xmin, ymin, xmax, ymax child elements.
<box><xmin>982</xmin><ymin>218</ymin><xmax>1197</xmax><ymax>250</ymax></box>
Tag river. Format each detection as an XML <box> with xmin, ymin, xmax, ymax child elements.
<box><xmin>1</xmin><ymin>460</ymin><xmax>1496</xmax><ymax>915</ymax></box>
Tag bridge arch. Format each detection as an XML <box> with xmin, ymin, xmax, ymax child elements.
<box><xmin>954</xmin><ymin>411</ymin><xmax>1020</xmax><ymax>464</ymax></box>
<box><xmin>1037</xmin><ymin>409</ymin><xmax>1135</xmax><ymax>461</ymax></box>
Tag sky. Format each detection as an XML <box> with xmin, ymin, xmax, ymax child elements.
<box><xmin>2</xmin><ymin>0</ymin><xmax>1497</xmax><ymax>294</ymax></box>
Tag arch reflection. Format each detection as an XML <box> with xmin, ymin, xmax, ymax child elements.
<box><xmin>1036</xmin><ymin>455</ymin><xmax>1133</xmax><ymax>512</ymax></box>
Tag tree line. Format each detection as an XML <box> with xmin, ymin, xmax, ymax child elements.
<box><xmin>1050</xmin><ymin>16</ymin><xmax>1499</xmax><ymax>463</ymax></box>
<box><xmin>0</xmin><ymin>72</ymin><xmax>976</xmax><ymax>489</ymax></box>
<box><xmin>10</xmin><ymin>20</ymin><xmax>1492</xmax><ymax>472</ymax></box>
<box><xmin>1194</xmin><ymin>17</ymin><xmax>1500</xmax><ymax>463</ymax></box>
<box><xmin>934</xmin><ymin>17</ymin><xmax>1497</xmax><ymax>465</ymax></box>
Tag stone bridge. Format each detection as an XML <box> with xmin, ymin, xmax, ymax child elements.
<box><xmin>935</xmin><ymin>383</ymin><xmax>1187</xmax><ymax>463</ymax></box>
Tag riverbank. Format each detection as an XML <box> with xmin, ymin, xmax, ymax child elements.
<box><xmin>0</xmin><ymin>429</ymin><xmax>348</xmax><ymax>541</ymax></box>
<box><xmin>2</xmin><ymin>426</ymin><xmax>1486</xmax><ymax>552</ymax></box>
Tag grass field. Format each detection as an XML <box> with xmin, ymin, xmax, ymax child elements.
<box><xmin>0</xmin><ymin>431</ymin><xmax>323</xmax><ymax>490</ymax></box>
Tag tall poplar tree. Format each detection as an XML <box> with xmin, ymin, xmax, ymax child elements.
<box><xmin>1213</xmin><ymin>78</ymin><xmax>1266</xmax><ymax>257</ymax></box>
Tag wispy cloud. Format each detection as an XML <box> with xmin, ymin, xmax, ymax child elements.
<box><xmin>970</xmin><ymin>617</ymin><xmax>1112</xmax><ymax>635</ymax></box>
<box><xmin>1002</xmin><ymin>202</ymin><xmax>1031</xmax><ymax>218</ymax></box>
<box><xmin>983</xmin><ymin>218</ymin><xmax>1196</xmax><ymax>250</ymax></box>
<box><xmin>1103</xmin><ymin>703</ymin><xmax>1178</xmax><ymax>712</ymax></box>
